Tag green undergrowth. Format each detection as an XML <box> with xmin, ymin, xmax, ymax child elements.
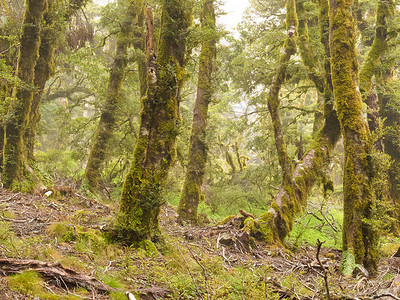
<box><xmin>287</xmin><ymin>203</ymin><xmax>343</xmax><ymax>249</ymax></box>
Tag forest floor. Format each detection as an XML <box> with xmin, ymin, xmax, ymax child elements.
<box><xmin>0</xmin><ymin>186</ymin><xmax>399</xmax><ymax>299</ymax></box>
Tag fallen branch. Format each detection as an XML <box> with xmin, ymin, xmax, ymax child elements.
<box><xmin>0</xmin><ymin>258</ymin><xmax>112</xmax><ymax>293</ymax></box>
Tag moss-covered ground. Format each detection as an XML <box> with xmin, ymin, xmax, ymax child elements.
<box><xmin>0</xmin><ymin>187</ymin><xmax>399</xmax><ymax>299</ymax></box>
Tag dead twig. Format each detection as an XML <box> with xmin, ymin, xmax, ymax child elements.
<box><xmin>316</xmin><ymin>239</ymin><xmax>330</xmax><ymax>300</ymax></box>
<box><xmin>372</xmin><ymin>293</ymin><xmax>400</xmax><ymax>300</ymax></box>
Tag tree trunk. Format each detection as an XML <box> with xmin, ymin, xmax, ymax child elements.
<box><xmin>379</xmin><ymin>69</ymin><xmax>400</xmax><ymax>230</ymax></box>
<box><xmin>113</xmin><ymin>1</ymin><xmax>192</xmax><ymax>244</ymax></box>
<box><xmin>26</xmin><ymin>0</ymin><xmax>88</xmax><ymax>164</ymax></box>
<box><xmin>0</xmin><ymin>85</ymin><xmax>7</xmax><ymax>172</ymax></box>
<box><xmin>330</xmin><ymin>0</ymin><xmax>377</xmax><ymax>275</ymax></box>
<box><xmin>258</xmin><ymin>0</ymin><xmax>298</xmax><ymax>243</ymax></box>
<box><xmin>2</xmin><ymin>0</ymin><xmax>48</xmax><ymax>190</ymax></box>
<box><xmin>243</xmin><ymin>0</ymin><xmax>341</xmax><ymax>245</ymax></box>
<box><xmin>83</xmin><ymin>0</ymin><xmax>143</xmax><ymax>192</ymax></box>
<box><xmin>177</xmin><ymin>0</ymin><xmax>216</xmax><ymax>224</ymax></box>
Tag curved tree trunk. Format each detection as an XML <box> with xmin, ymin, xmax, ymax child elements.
<box><xmin>2</xmin><ymin>0</ymin><xmax>48</xmax><ymax>189</ymax></box>
<box><xmin>243</xmin><ymin>0</ymin><xmax>341</xmax><ymax>245</ymax></box>
<box><xmin>178</xmin><ymin>0</ymin><xmax>216</xmax><ymax>224</ymax></box>
<box><xmin>330</xmin><ymin>0</ymin><xmax>377</xmax><ymax>275</ymax></box>
<box><xmin>82</xmin><ymin>0</ymin><xmax>144</xmax><ymax>192</ymax></box>
<box><xmin>113</xmin><ymin>1</ymin><xmax>192</xmax><ymax>244</ymax></box>
<box><xmin>258</xmin><ymin>0</ymin><xmax>298</xmax><ymax>243</ymax></box>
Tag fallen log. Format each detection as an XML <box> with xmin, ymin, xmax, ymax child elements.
<box><xmin>0</xmin><ymin>258</ymin><xmax>112</xmax><ymax>293</ymax></box>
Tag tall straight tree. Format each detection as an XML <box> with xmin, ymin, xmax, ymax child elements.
<box><xmin>113</xmin><ymin>0</ymin><xmax>192</xmax><ymax>243</ymax></box>
<box><xmin>330</xmin><ymin>0</ymin><xmax>377</xmax><ymax>274</ymax></box>
<box><xmin>2</xmin><ymin>0</ymin><xmax>48</xmax><ymax>189</ymax></box>
<box><xmin>83</xmin><ymin>0</ymin><xmax>144</xmax><ymax>192</ymax></box>
<box><xmin>178</xmin><ymin>0</ymin><xmax>217</xmax><ymax>224</ymax></box>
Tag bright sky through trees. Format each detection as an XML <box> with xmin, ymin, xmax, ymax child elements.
<box><xmin>219</xmin><ymin>0</ymin><xmax>249</xmax><ymax>30</ymax></box>
<box><xmin>95</xmin><ymin>0</ymin><xmax>249</xmax><ymax>31</ymax></box>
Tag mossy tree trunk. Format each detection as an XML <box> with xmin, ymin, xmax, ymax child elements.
<box><xmin>114</xmin><ymin>1</ymin><xmax>192</xmax><ymax>244</ymax></box>
<box><xmin>0</xmin><ymin>85</ymin><xmax>6</xmax><ymax>172</ymax></box>
<box><xmin>359</xmin><ymin>0</ymin><xmax>398</xmax><ymax>229</ymax></box>
<box><xmin>266</xmin><ymin>0</ymin><xmax>297</xmax><ymax>190</ymax></box>
<box><xmin>177</xmin><ymin>0</ymin><xmax>216</xmax><ymax>224</ymax></box>
<box><xmin>359</xmin><ymin>0</ymin><xmax>394</xmax><ymax>149</ymax></box>
<box><xmin>83</xmin><ymin>0</ymin><xmax>144</xmax><ymax>192</ymax></box>
<box><xmin>260</xmin><ymin>0</ymin><xmax>298</xmax><ymax>243</ymax></box>
<box><xmin>2</xmin><ymin>0</ymin><xmax>48</xmax><ymax>189</ymax></box>
<box><xmin>26</xmin><ymin>0</ymin><xmax>88</xmax><ymax>164</ymax></box>
<box><xmin>244</xmin><ymin>0</ymin><xmax>341</xmax><ymax>245</ymax></box>
<box><xmin>330</xmin><ymin>0</ymin><xmax>377</xmax><ymax>275</ymax></box>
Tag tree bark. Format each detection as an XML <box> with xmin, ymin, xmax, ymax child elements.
<box><xmin>113</xmin><ymin>1</ymin><xmax>192</xmax><ymax>244</ymax></box>
<box><xmin>330</xmin><ymin>0</ymin><xmax>377</xmax><ymax>275</ymax></box>
<box><xmin>83</xmin><ymin>0</ymin><xmax>144</xmax><ymax>192</ymax></box>
<box><xmin>2</xmin><ymin>0</ymin><xmax>48</xmax><ymax>189</ymax></box>
<box><xmin>178</xmin><ymin>0</ymin><xmax>216</xmax><ymax>224</ymax></box>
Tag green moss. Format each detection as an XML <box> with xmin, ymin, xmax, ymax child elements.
<box><xmin>8</xmin><ymin>271</ymin><xmax>45</xmax><ymax>297</ymax></box>
<box><xmin>216</xmin><ymin>215</ymin><xmax>235</xmax><ymax>226</ymax></box>
<box><xmin>138</xmin><ymin>239</ymin><xmax>159</xmax><ymax>256</ymax></box>
<box><xmin>330</xmin><ymin>0</ymin><xmax>378</xmax><ymax>274</ymax></box>
<box><xmin>341</xmin><ymin>250</ymin><xmax>356</xmax><ymax>276</ymax></box>
<box><xmin>2</xmin><ymin>0</ymin><xmax>47</xmax><ymax>189</ymax></box>
<box><xmin>243</xmin><ymin>214</ymin><xmax>274</xmax><ymax>244</ymax></box>
<box><xmin>114</xmin><ymin>0</ymin><xmax>192</xmax><ymax>244</ymax></box>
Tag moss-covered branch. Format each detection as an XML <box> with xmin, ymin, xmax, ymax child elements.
<box><xmin>26</xmin><ymin>0</ymin><xmax>88</xmax><ymax>164</ymax></box>
<box><xmin>359</xmin><ymin>0</ymin><xmax>394</xmax><ymax>96</ymax></box>
<box><xmin>266</xmin><ymin>0</ymin><xmax>297</xmax><ymax>186</ymax></box>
